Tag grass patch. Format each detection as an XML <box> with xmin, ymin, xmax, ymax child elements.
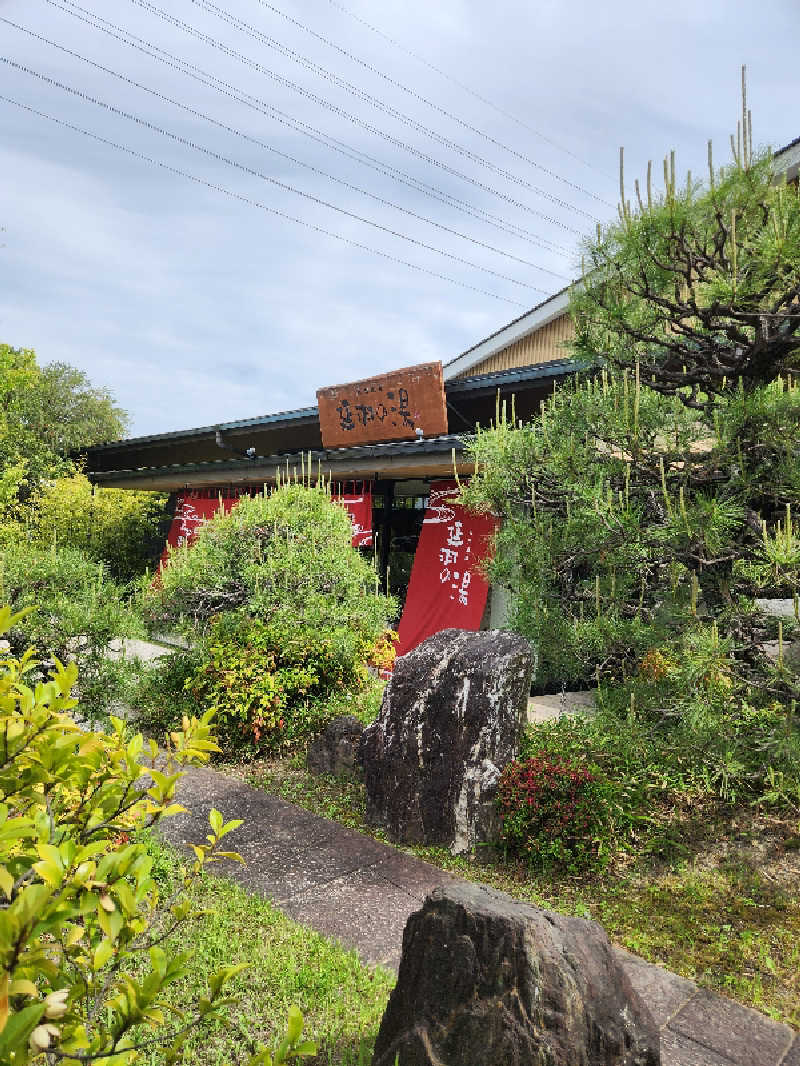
<box><xmin>242</xmin><ymin>759</ymin><xmax>800</xmax><ymax>1030</ymax></box>
<box><xmin>138</xmin><ymin>832</ymin><xmax>394</xmax><ymax>1065</ymax></box>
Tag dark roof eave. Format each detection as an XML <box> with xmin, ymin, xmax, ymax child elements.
<box><xmin>83</xmin><ymin>404</ymin><xmax>320</xmax><ymax>454</ymax></box>
<box><xmin>88</xmin><ymin>434</ymin><xmax>469</xmax><ymax>483</ymax></box>
<box><xmin>446</xmin><ymin>358</ymin><xmax>582</xmax><ymax>395</ymax></box>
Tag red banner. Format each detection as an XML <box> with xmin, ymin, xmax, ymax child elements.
<box><xmin>161</xmin><ymin>484</ymin><xmax>372</xmax><ymax>570</ymax></box>
<box><xmin>332</xmin><ymin>482</ymin><xmax>373</xmax><ymax>548</ymax></box>
<box><xmin>394</xmin><ymin>481</ymin><xmax>499</xmax><ymax>658</ymax></box>
<box><xmin>159</xmin><ymin>490</ymin><xmax>244</xmax><ymax>568</ymax></box>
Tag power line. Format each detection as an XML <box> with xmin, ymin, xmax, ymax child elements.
<box><xmin>0</xmin><ymin>93</ymin><xmax>528</xmax><ymax>306</ymax></box>
<box><xmin>44</xmin><ymin>0</ymin><xmax>573</xmax><ymax>255</ymax></box>
<box><xmin>115</xmin><ymin>0</ymin><xmax>586</xmax><ymax>235</ymax></box>
<box><xmin>1</xmin><ymin>17</ymin><xmax>568</xmax><ymax>280</ymax></box>
<box><xmin>206</xmin><ymin>0</ymin><xmax>613</xmax><ymax>208</ymax></box>
<box><xmin>4</xmin><ymin>58</ymin><xmax>553</xmax><ymax>294</ymax></box>
<box><xmin>137</xmin><ymin>0</ymin><xmax>601</xmax><ymax>222</ymax></box>
<box><xmin>326</xmin><ymin>0</ymin><xmax>616</xmax><ymax>183</ymax></box>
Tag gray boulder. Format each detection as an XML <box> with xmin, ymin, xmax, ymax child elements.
<box><xmin>372</xmin><ymin>882</ymin><xmax>661</xmax><ymax>1066</ymax></box>
<box><xmin>360</xmin><ymin>628</ymin><xmax>532</xmax><ymax>853</ymax></box>
<box><xmin>307</xmin><ymin>715</ymin><xmax>364</xmax><ymax>777</ymax></box>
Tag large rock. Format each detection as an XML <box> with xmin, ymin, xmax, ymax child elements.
<box><xmin>372</xmin><ymin>882</ymin><xmax>661</xmax><ymax>1066</ymax></box>
<box><xmin>307</xmin><ymin>715</ymin><xmax>364</xmax><ymax>777</ymax></box>
<box><xmin>360</xmin><ymin>628</ymin><xmax>532</xmax><ymax>853</ymax></box>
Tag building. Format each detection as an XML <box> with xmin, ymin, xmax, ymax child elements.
<box><xmin>85</xmin><ymin>134</ymin><xmax>799</xmax><ymax>643</ymax></box>
<box><xmin>85</xmin><ymin>355</ymin><xmax>580</xmax><ymax>613</ymax></box>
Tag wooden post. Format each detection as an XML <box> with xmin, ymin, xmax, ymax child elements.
<box><xmin>377</xmin><ymin>479</ymin><xmax>394</xmax><ymax>594</ymax></box>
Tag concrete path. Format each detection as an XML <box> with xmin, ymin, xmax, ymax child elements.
<box><xmin>107</xmin><ymin>637</ymin><xmax>178</xmax><ymax>663</ymax></box>
<box><xmin>160</xmin><ymin>763</ymin><xmax>799</xmax><ymax>1066</ymax></box>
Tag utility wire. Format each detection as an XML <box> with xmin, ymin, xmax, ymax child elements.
<box><xmin>114</xmin><ymin>0</ymin><xmax>586</xmax><ymax>234</ymax></box>
<box><xmin>44</xmin><ymin>0</ymin><xmax>573</xmax><ymax>254</ymax></box>
<box><xmin>326</xmin><ymin>0</ymin><xmax>615</xmax><ymax>183</ymax></box>
<box><xmin>0</xmin><ymin>93</ymin><xmax>527</xmax><ymax>306</ymax></box>
<box><xmin>4</xmin><ymin>59</ymin><xmax>552</xmax><ymax>293</ymax></box>
<box><xmin>136</xmin><ymin>0</ymin><xmax>599</xmax><ymax>221</ymax></box>
<box><xmin>1</xmin><ymin>18</ymin><xmax>568</xmax><ymax>280</ymax></box>
<box><xmin>247</xmin><ymin>0</ymin><xmax>613</xmax><ymax>207</ymax></box>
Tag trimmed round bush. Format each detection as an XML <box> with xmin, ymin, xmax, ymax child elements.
<box><xmin>142</xmin><ymin>483</ymin><xmax>395</xmax><ymax>754</ymax></box>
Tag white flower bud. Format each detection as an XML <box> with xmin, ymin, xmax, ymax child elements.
<box><xmin>44</xmin><ymin>988</ymin><xmax>70</xmax><ymax>1020</ymax></box>
<box><xmin>29</xmin><ymin>1023</ymin><xmax>59</xmax><ymax>1051</ymax></box>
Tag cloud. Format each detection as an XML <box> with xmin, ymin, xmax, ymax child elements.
<box><xmin>1</xmin><ymin>0</ymin><xmax>797</xmax><ymax>435</ymax></box>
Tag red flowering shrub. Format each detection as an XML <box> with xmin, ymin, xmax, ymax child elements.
<box><xmin>497</xmin><ymin>754</ymin><xmax>615</xmax><ymax>871</ymax></box>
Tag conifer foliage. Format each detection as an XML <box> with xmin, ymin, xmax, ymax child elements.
<box><xmin>463</xmin><ymin>85</ymin><xmax>799</xmax><ymax>818</ymax></box>
<box><xmin>572</xmin><ymin>73</ymin><xmax>800</xmax><ymax>409</ymax></box>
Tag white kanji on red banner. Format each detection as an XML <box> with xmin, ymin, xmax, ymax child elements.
<box><xmin>395</xmin><ymin>481</ymin><xmax>499</xmax><ymax>658</ymax></box>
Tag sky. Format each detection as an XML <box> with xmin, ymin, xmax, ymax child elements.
<box><xmin>1</xmin><ymin>0</ymin><xmax>798</xmax><ymax>438</ymax></box>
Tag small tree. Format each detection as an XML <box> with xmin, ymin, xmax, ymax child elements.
<box><xmin>572</xmin><ymin>76</ymin><xmax>800</xmax><ymax>409</ymax></box>
<box><xmin>141</xmin><ymin>483</ymin><xmax>395</xmax><ymax>753</ymax></box>
<box><xmin>30</xmin><ymin>473</ymin><xmax>169</xmax><ymax>583</ymax></box>
<box><xmin>0</xmin><ymin>542</ymin><xmax>141</xmax><ymax>721</ymax></box>
<box><xmin>0</xmin><ymin>346</ymin><xmax>128</xmax><ymax>504</ymax></box>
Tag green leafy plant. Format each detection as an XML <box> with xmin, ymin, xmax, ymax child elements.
<box><xmin>187</xmin><ymin>612</ymin><xmax>383</xmax><ymax>755</ymax></box>
<box><xmin>0</xmin><ymin>604</ymin><xmax>317</xmax><ymax>1065</ymax></box>
<box><xmin>30</xmin><ymin>472</ymin><xmax>170</xmax><ymax>583</ymax></box>
<box><xmin>497</xmin><ymin>754</ymin><xmax>617</xmax><ymax>871</ymax></box>
<box><xmin>0</xmin><ymin>540</ymin><xmax>140</xmax><ymax>721</ymax></box>
<box><xmin>142</xmin><ymin>483</ymin><xmax>394</xmax><ymax>756</ymax></box>
<box><xmin>0</xmin><ymin>605</ymin><xmax>224</xmax><ymax>1061</ymax></box>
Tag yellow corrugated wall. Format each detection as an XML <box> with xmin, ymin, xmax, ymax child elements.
<box><xmin>455</xmin><ymin>312</ymin><xmax>575</xmax><ymax>379</ymax></box>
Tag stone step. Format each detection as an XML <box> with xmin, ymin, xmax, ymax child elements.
<box><xmin>527</xmin><ymin>689</ymin><xmax>596</xmax><ymax>724</ymax></box>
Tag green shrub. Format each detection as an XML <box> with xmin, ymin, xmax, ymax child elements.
<box><xmin>0</xmin><ymin>540</ymin><xmax>140</xmax><ymax>720</ymax></box>
<box><xmin>187</xmin><ymin>612</ymin><xmax>383</xmax><ymax>755</ymax></box>
<box><xmin>462</xmin><ymin>373</ymin><xmax>800</xmax><ymax>693</ymax></box>
<box><xmin>130</xmin><ymin>645</ymin><xmax>206</xmax><ymax>739</ymax></box>
<box><xmin>601</xmin><ymin>622</ymin><xmax>800</xmax><ymax>807</ymax></box>
<box><xmin>146</xmin><ymin>483</ymin><xmax>393</xmax><ymax>640</ymax></box>
<box><xmin>31</xmin><ymin>472</ymin><xmax>170</xmax><ymax>582</ymax></box>
<box><xmin>0</xmin><ymin>605</ymin><xmax>316</xmax><ymax>1066</ymax></box>
<box><xmin>0</xmin><ymin>607</ymin><xmax>235</xmax><ymax>1064</ymax></box>
<box><xmin>497</xmin><ymin>755</ymin><xmax>616</xmax><ymax>872</ymax></box>
<box><xmin>142</xmin><ymin>483</ymin><xmax>395</xmax><ymax>754</ymax></box>
<box><xmin>515</xmin><ymin>622</ymin><xmax>800</xmax><ymax>861</ymax></box>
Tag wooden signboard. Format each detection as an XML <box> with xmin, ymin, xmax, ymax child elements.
<box><xmin>317</xmin><ymin>361</ymin><xmax>448</xmax><ymax>448</ymax></box>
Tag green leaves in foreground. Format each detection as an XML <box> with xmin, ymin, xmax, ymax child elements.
<box><xmin>240</xmin><ymin>1006</ymin><xmax>317</xmax><ymax>1066</ymax></box>
<box><xmin>0</xmin><ymin>604</ymin><xmax>310</xmax><ymax>1065</ymax></box>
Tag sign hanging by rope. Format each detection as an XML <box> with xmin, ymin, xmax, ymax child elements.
<box><xmin>317</xmin><ymin>361</ymin><xmax>448</xmax><ymax>447</ymax></box>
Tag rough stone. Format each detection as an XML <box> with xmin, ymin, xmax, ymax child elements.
<box><xmin>307</xmin><ymin>714</ymin><xmax>364</xmax><ymax>777</ymax></box>
<box><xmin>360</xmin><ymin>628</ymin><xmax>532</xmax><ymax>853</ymax></box>
<box><xmin>372</xmin><ymin>882</ymin><xmax>661</xmax><ymax>1066</ymax></box>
